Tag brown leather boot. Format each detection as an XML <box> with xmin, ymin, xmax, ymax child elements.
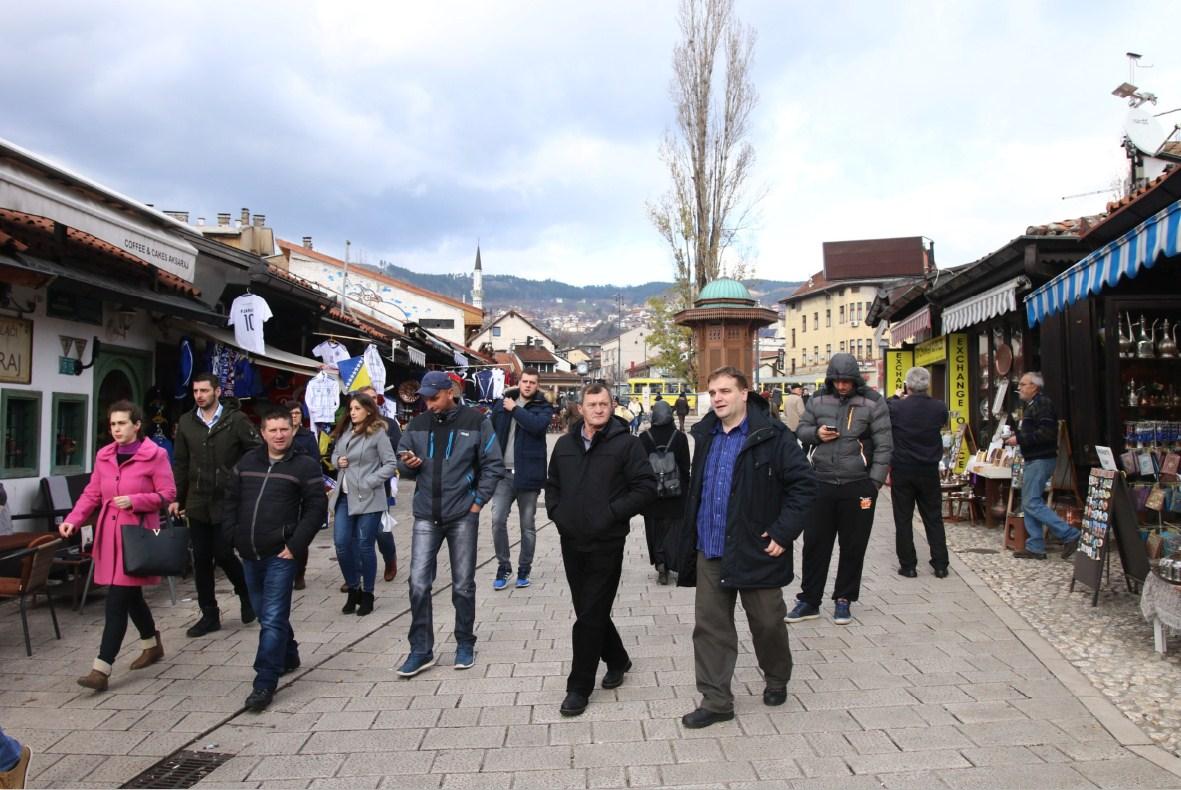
<box><xmin>384</xmin><ymin>557</ymin><xmax>397</xmax><ymax>582</ymax></box>
<box><xmin>0</xmin><ymin>744</ymin><xmax>31</xmax><ymax>789</ymax></box>
<box><xmin>76</xmin><ymin>660</ymin><xmax>111</xmax><ymax>692</ymax></box>
<box><xmin>129</xmin><ymin>631</ymin><xmax>164</xmax><ymax>670</ymax></box>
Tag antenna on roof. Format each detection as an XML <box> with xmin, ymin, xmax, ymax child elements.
<box><xmin>1111</xmin><ymin>52</ymin><xmax>1157</xmax><ymax>108</ymax></box>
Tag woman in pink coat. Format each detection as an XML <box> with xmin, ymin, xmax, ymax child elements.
<box><xmin>60</xmin><ymin>400</ymin><xmax>176</xmax><ymax>692</ymax></box>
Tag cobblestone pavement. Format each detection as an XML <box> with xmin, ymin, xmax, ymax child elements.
<box><xmin>2</xmin><ymin>454</ymin><xmax>1181</xmax><ymax>787</ymax></box>
<box><xmin>944</xmin><ymin>516</ymin><xmax>1181</xmax><ymax>759</ymax></box>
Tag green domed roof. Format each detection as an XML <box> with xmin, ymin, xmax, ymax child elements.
<box><xmin>696</xmin><ymin>278</ymin><xmax>754</xmax><ymax>307</ymax></box>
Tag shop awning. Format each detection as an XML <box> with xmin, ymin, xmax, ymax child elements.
<box><xmin>942</xmin><ymin>276</ymin><xmax>1024</xmax><ymax>332</ymax></box>
<box><xmin>178</xmin><ymin>321</ymin><xmax>323</xmax><ymax>375</ymax></box>
<box><xmin>1025</xmin><ymin>197</ymin><xmax>1181</xmax><ymax>327</ymax></box>
<box><xmin>888</xmin><ymin>305</ymin><xmax>932</xmax><ymax>344</ymax></box>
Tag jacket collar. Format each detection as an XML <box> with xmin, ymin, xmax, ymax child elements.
<box><xmin>691</xmin><ymin>394</ymin><xmax>777</xmax><ymax>447</ymax></box>
<box><xmin>97</xmin><ymin>438</ymin><xmax>159</xmax><ymax>463</ymax></box>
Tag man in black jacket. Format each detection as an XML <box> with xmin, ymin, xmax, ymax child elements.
<box><xmin>546</xmin><ymin>383</ymin><xmax>656</xmax><ymax>717</ymax></box>
<box><xmin>673</xmin><ymin>367</ymin><xmax>816</xmax><ymax>729</ymax></box>
<box><xmin>170</xmin><ymin>373</ymin><xmax>260</xmax><ymax>637</ymax></box>
<box><xmin>223</xmin><ymin>408</ymin><xmax>327</xmax><ymax>712</ymax></box>
<box><xmin>888</xmin><ymin>368</ymin><xmax>950</xmax><ymax>578</ymax></box>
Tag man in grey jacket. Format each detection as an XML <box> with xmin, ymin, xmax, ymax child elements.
<box><xmin>395</xmin><ymin>371</ymin><xmax>504</xmax><ymax>677</ymax></box>
<box><xmin>789</xmin><ymin>354</ymin><xmax>892</xmax><ymax>626</ymax></box>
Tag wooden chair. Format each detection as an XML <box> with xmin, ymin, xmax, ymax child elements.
<box><xmin>0</xmin><ymin>535</ymin><xmax>63</xmax><ymax>656</ymax></box>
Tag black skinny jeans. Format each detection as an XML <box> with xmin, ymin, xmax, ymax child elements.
<box><xmin>99</xmin><ymin>585</ymin><xmax>155</xmax><ymax>664</ymax></box>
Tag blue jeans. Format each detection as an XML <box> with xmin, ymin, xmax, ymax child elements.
<box><xmin>0</xmin><ymin>726</ymin><xmax>21</xmax><ymax>771</ymax></box>
<box><xmin>408</xmin><ymin>514</ymin><xmax>478</xmax><ymax>656</ymax></box>
<box><xmin>490</xmin><ymin>474</ymin><xmax>539</xmax><ymax>577</ymax></box>
<box><xmin>241</xmin><ymin>554</ymin><xmax>299</xmax><ymax>692</ymax></box>
<box><xmin>1022</xmin><ymin>457</ymin><xmax>1080</xmax><ymax>553</ymax></box>
<box><xmin>334</xmin><ymin>499</ymin><xmax>383</xmax><ymax>592</ymax></box>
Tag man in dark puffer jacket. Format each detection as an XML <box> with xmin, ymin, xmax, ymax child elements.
<box><xmin>546</xmin><ymin>383</ymin><xmax>656</xmax><ymax>718</ymax></box>
<box><xmin>223</xmin><ymin>408</ymin><xmax>327</xmax><ymax>713</ymax></box>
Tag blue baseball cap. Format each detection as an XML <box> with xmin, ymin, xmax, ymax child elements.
<box><xmin>417</xmin><ymin>371</ymin><xmax>453</xmax><ymax>397</ymax></box>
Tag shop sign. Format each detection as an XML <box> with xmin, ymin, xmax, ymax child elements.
<box><xmin>884</xmin><ymin>349</ymin><xmax>913</xmax><ymax>396</ymax></box>
<box><xmin>914</xmin><ymin>335</ymin><xmax>946</xmax><ymax>367</ymax></box>
<box><xmin>0</xmin><ymin>316</ymin><xmax>33</xmax><ymax>384</ymax></box>
<box><xmin>947</xmin><ymin>333</ymin><xmax>971</xmax><ymax>472</ymax></box>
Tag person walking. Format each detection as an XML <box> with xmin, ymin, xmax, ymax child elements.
<box><xmin>360</xmin><ymin>386</ymin><xmax>402</xmax><ymax>583</ymax></box>
<box><xmin>888</xmin><ymin>368</ymin><xmax>950</xmax><ymax>578</ymax></box>
<box><xmin>1007</xmin><ymin>372</ymin><xmax>1081</xmax><ymax>560</ymax></box>
<box><xmin>60</xmin><ymin>401</ymin><xmax>176</xmax><ymax>692</ymax></box>
<box><xmin>673</xmin><ymin>368</ymin><xmax>816</xmax><ymax>728</ymax></box>
<box><xmin>783</xmin><ymin>385</ymin><xmax>806</xmax><ymax>432</ymax></box>
<box><xmin>395</xmin><ymin>372</ymin><xmax>504</xmax><ymax>677</ymax></box>
<box><xmin>768</xmin><ymin>387</ymin><xmax>783</xmax><ymax>421</ymax></box>
<box><xmin>331</xmin><ymin>393</ymin><xmax>397</xmax><ymax>616</ymax></box>
<box><xmin>170</xmin><ymin>373</ymin><xmax>259</xmax><ymax>638</ymax></box>
<box><xmin>489</xmin><ymin>367</ymin><xmax>553</xmax><ymax>590</ymax></box>
<box><xmin>790</xmin><ymin>353</ymin><xmax>892</xmax><ymax>626</ymax></box>
<box><xmin>638</xmin><ymin>400</ymin><xmax>690</xmax><ymax>585</ymax></box>
<box><xmin>673</xmin><ymin>393</ymin><xmax>690</xmax><ymax>432</ymax></box>
<box><xmin>223</xmin><ymin>408</ymin><xmax>327</xmax><ymax>712</ymax></box>
<box><xmin>284</xmin><ymin>400</ymin><xmax>321</xmax><ymax>592</ymax></box>
<box><xmin>628</xmin><ymin>397</ymin><xmax>644</xmax><ymax>435</ymax></box>
<box><xmin>546</xmin><ymin>383</ymin><xmax>656</xmax><ymax>716</ymax></box>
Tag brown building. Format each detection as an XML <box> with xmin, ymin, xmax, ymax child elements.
<box><xmin>674</xmin><ymin>278</ymin><xmax>778</xmax><ymax>392</ymax></box>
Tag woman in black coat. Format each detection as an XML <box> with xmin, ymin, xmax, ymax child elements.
<box><xmin>638</xmin><ymin>401</ymin><xmax>691</xmax><ymax>584</ymax></box>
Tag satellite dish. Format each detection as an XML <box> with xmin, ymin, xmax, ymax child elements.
<box><xmin>1124</xmin><ymin>107</ymin><xmax>1167</xmax><ymax>155</ymax></box>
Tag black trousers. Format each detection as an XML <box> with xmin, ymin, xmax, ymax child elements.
<box><xmin>798</xmin><ymin>480</ymin><xmax>877</xmax><ymax>606</ymax></box>
<box><xmin>891</xmin><ymin>466</ymin><xmax>949</xmax><ymax>571</ymax></box>
<box><xmin>561</xmin><ymin>537</ymin><xmax>629</xmax><ymax>696</ymax></box>
<box><xmin>99</xmin><ymin>585</ymin><xmax>155</xmax><ymax>664</ymax></box>
<box><xmin>190</xmin><ymin>518</ymin><xmax>247</xmax><ymax>613</ymax></box>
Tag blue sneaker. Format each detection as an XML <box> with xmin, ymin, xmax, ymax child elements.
<box><xmin>454</xmin><ymin>644</ymin><xmax>475</xmax><ymax>670</ymax></box>
<box><xmin>515</xmin><ymin>576</ymin><xmax>531</xmax><ymax>589</ymax></box>
<box><xmin>784</xmin><ymin>601</ymin><xmax>820</xmax><ymax>623</ymax></box>
<box><xmin>833</xmin><ymin>599</ymin><xmax>852</xmax><ymax>625</ymax></box>
<box><xmin>396</xmin><ymin>652</ymin><xmax>436</xmax><ymax>678</ymax></box>
<box><xmin>493</xmin><ymin>569</ymin><xmax>510</xmax><ymax>591</ymax></box>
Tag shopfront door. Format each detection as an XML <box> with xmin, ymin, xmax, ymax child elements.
<box><xmin>92</xmin><ymin>345</ymin><xmax>151</xmax><ymax>450</ymax></box>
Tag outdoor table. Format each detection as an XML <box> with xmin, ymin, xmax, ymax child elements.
<box><xmin>966</xmin><ymin>463</ymin><xmax>1011</xmax><ymax>529</ymax></box>
<box><xmin>1141</xmin><ymin>571</ymin><xmax>1181</xmax><ymax>656</ymax></box>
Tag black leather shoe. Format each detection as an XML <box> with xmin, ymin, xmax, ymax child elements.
<box><xmin>560</xmin><ymin>692</ymin><xmax>588</xmax><ymax>717</ymax></box>
<box><xmin>244</xmin><ymin>687</ymin><xmax>274</xmax><ymax>712</ymax></box>
<box><xmin>681</xmin><ymin>707</ymin><xmax>734</xmax><ymax>729</ymax></box>
<box><xmin>186</xmin><ymin>610</ymin><xmax>221</xmax><ymax>638</ymax></box>
<box><xmin>601</xmin><ymin>660</ymin><xmax>632</xmax><ymax>690</ymax></box>
<box><xmin>933</xmin><ymin>567</ymin><xmax>949</xmax><ymax>578</ymax></box>
<box><xmin>763</xmin><ymin>687</ymin><xmax>787</xmax><ymax>706</ymax></box>
<box><xmin>1060</xmin><ymin>540</ymin><xmax>1079</xmax><ymax>559</ymax></box>
<box><xmin>240</xmin><ymin>596</ymin><xmax>256</xmax><ymax>625</ymax></box>
<box><xmin>898</xmin><ymin>567</ymin><xmax>917</xmax><ymax>578</ymax></box>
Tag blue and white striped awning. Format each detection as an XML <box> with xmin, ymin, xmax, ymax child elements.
<box><xmin>1025</xmin><ymin>197</ymin><xmax>1181</xmax><ymax>327</ymax></box>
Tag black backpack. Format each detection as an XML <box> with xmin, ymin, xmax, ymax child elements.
<box><xmin>647</xmin><ymin>436</ymin><xmax>682</xmax><ymax>499</ymax></box>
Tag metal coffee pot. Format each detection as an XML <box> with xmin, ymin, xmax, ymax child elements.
<box><xmin>1157</xmin><ymin>318</ymin><xmax>1178</xmax><ymax>359</ymax></box>
<box><xmin>1118</xmin><ymin>312</ymin><xmax>1135</xmax><ymax>358</ymax></box>
<box><xmin>1135</xmin><ymin>315</ymin><xmax>1159</xmax><ymax>359</ymax></box>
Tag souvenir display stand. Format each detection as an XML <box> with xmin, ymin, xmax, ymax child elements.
<box><xmin>1071</xmin><ymin>469</ymin><xmax>1149</xmax><ymax>607</ymax></box>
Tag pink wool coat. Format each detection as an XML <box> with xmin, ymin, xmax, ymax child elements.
<box><xmin>65</xmin><ymin>440</ymin><xmax>177</xmax><ymax>587</ymax></box>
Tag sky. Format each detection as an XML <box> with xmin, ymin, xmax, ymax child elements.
<box><xmin>1</xmin><ymin>1</ymin><xmax>1178</xmax><ymax>287</ymax></box>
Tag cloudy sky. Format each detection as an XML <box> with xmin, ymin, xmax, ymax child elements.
<box><xmin>2</xmin><ymin>1</ymin><xmax>1177</xmax><ymax>286</ymax></box>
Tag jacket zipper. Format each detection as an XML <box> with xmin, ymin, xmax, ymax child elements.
<box><xmin>249</xmin><ymin>465</ymin><xmax>274</xmax><ymax>558</ymax></box>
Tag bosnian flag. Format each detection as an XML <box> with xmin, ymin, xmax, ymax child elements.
<box><xmin>336</xmin><ymin>355</ymin><xmax>372</xmax><ymax>393</ymax></box>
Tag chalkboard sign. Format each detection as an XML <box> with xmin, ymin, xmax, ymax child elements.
<box><xmin>1070</xmin><ymin>469</ymin><xmax>1149</xmax><ymax>606</ymax></box>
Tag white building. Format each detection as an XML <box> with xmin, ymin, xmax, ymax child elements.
<box><xmin>468</xmin><ymin>310</ymin><xmax>555</xmax><ymax>353</ymax></box>
<box><xmin>600</xmin><ymin>326</ymin><xmax>652</xmax><ymax>384</ymax></box>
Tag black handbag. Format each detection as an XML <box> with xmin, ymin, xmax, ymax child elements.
<box><xmin>121</xmin><ymin>514</ymin><xmax>190</xmax><ymax>577</ymax></box>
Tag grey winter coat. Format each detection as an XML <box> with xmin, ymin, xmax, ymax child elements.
<box><xmin>331</xmin><ymin>424</ymin><xmax>398</xmax><ymax>515</ymax></box>
<box><xmin>796</xmin><ymin>353</ymin><xmax>893</xmax><ymax>486</ymax></box>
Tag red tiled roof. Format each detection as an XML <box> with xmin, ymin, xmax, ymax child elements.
<box><xmin>325</xmin><ymin>307</ymin><xmax>386</xmax><ymax>340</ymax></box>
<box><xmin>1024</xmin><ymin>215</ymin><xmax>1105</xmax><ymax>237</ymax></box>
<box><xmin>787</xmin><ymin>270</ymin><xmax>828</xmax><ymax>299</ymax></box>
<box><xmin>512</xmin><ymin>344</ymin><xmax>558</xmax><ymax>364</ymax></box>
<box><xmin>265</xmin><ymin>263</ymin><xmax>330</xmax><ymax>296</ymax></box>
<box><xmin>1160</xmin><ymin>141</ymin><xmax>1181</xmax><ymax>159</ymax></box>
<box><xmin>1102</xmin><ymin>167</ymin><xmax>1176</xmax><ymax>214</ymax></box>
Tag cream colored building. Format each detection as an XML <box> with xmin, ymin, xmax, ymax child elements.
<box><xmin>468</xmin><ymin>310</ymin><xmax>554</xmax><ymax>353</ymax></box>
<box><xmin>601</xmin><ymin>326</ymin><xmax>652</xmax><ymax>385</ymax></box>
<box><xmin>780</xmin><ymin>272</ymin><xmax>887</xmax><ymax>384</ymax></box>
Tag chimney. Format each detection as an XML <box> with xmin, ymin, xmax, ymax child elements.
<box><xmin>217</xmin><ymin>213</ymin><xmax>231</xmax><ymax>227</ymax></box>
<box><xmin>164</xmin><ymin>210</ymin><xmax>190</xmax><ymax>223</ymax></box>
<box><xmin>196</xmin><ymin>217</ymin><xmax>206</xmax><ymax>226</ymax></box>
<box><xmin>241</xmin><ymin>208</ymin><xmax>250</xmax><ymax>226</ymax></box>
<box><xmin>253</xmin><ymin>214</ymin><xmax>266</xmax><ymax>227</ymax></box>
<box><xmin>302</xmin><ymin>236</ymin><xmax>313</xmax><ymax>249</ymax></box>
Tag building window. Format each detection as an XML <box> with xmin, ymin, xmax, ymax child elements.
<box><xmin>825</xmin><ymin>343</ymin><xmax>831</xmax><ymax>359</ymax></box>
<box><xmin>839</xmin><ymin>341</ymin><xmax>846</xmax><ymax>353</ymax></box>
<box><xmin>800</xmin><ymin>319</ymin><xmax>806</xmax><ymax>334</ymax></box>
<box><xmin>813</xmin><ymin>346</ymin><xmax>819</xmax><ymax>362</ymax></box>
<box><xmin>790</xmin><ymin>328</ymin><xmax>796</xmax><ymax>348</ymax></box>
<box><xmin>867</xmin><ymin>342</ymin><xmax>875</xmax><ymax>360</ymax></box>
<box><xmin>790</xmin><ymin>358</ymin><xmax>796</xmax><ymax>374</ymax></box>
<box><xmin>812</xmin><ymin>312</ymin><xmax>818</xmax><ymax>330</ymax></box>
<box><xmin>855</xmin><ymin>339</ymin><xmax>863</xmax><ymax>359</ymax></box>
<box><xmin>839</xmin><ymin>305</ymin><xmax>845</xmax><ymax>324</ymax></box>
<box><xmin>492</xmin><ymin>326</ymin><xmax>501</xmax><ymax>337</ymax></box>
<box><xmin>51</xmin><ymin>394</ymin><xmax>88</xmax><ymax>475</ymax></box>
<box><xmin>825</xmin><ymin>309</ymin><xmax>831</xmax><ymax>328</ymax></box>
<box><xmin>851</xmin><ymin>286</ymin><xmax>861</xmax><ymax>293</ymax></box>
<box><xmin>1</xmin><ymin>389</ymin><xmax>41</xmax><ymax>479</ymax></box>
<box><xmin>707</xmin><ymin>326</ymin><xmax>723</xmax><ymax>341</ymax></box>
<box><xmin>857</xmin><ymin>303</ymin><xmax>864</xmax><ymax>322</ymax></box>
<box><xmin>726</xmin><ymin>326</ymin><xmax>742</xmax><ymax>339</ymax></box>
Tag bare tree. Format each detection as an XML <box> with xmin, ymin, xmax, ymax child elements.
<box><xmin>649</xmin><ymin>0</ymin><xmax>758</xmax><ymax>293</ymax></box>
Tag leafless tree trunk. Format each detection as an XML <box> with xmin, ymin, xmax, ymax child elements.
<box><xmin>649</xmin><ymin>0</ymin><xmax>758</xmax><ymax>293</ymax></box>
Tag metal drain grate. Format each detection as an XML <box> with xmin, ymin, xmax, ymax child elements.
<box><xmin>121</xmin><ymin>750</ymin><xmax>233</xmax><ymax>789</ymax></box>
<box><xmin>962</xmin><ymin>547</ymin><xmax>1000</xmax><ymax>554</ymax></box>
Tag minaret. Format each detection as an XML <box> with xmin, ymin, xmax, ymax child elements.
<box><xmin>471</xmin><ymin>244</ymin><xmax>484</xmax><ymax>310</ymax></box>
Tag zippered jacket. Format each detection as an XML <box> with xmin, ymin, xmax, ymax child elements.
<box><xmin>1017</xmin><ymin>392</ymin><xmax>1059</xmax><ymax>461</ymax></box>
<box><xmin>489</xmin><ymin>390</ymin><xmax>553</xmax><ymax>491</ymax></box>
<box><xmin>222</xmin><ymin>445</ymin><xmax>327</xmax><ymax>561</ymax></box>
<box><xmin>796</xmin><ymin>354</ymin><xmax>893</xmax><ymax>486</ymax></box>
<box><xmin>398</xmin><ymin>405</ymin><xmax>505</xmax><ymax>525</ymax></box>
<box><xmin>174</xmin><ymin>398</ymin><xmax>261</xmax><ymax>523</ymax></box>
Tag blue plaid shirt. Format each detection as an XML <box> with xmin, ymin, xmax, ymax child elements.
<box><xmin>696</xmin><ymin>417</ymin><xmax>749</xmax><ymax>559</ymax></box>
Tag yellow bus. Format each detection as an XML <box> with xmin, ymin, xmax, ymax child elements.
<box><xmin>625</xmin><ymin>378</ymin><xmax>697</xmax><ymax>411</ymax></box>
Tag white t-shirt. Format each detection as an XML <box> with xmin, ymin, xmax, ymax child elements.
<box><xmin>363</xmin><ymin>344</ymin><xmax>387</xmax><ymax>395</ymax></box>
<box><xmin>312</xmin><ymin>339</ymin><xmax>351</xmax><ymax>366</ymax></box>
<box><xmin>305</xmin><ymin>372</ymin><xmax>341</xmax><ymax>425</ymax></box>
<box><xmin>227</xmin><ymin>294</ymin><xmax>273</xmax><ymax>355</ymax></box>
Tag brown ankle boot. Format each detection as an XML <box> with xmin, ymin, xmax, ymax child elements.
<box><xmin>77</xmin><ymin>660</ymin><xmax>111</xmax><ymax>692</ymax></box>
<box><xmin>129</xmin><ymin>631</ymin><xmax>164</xmax><ymax>670</ymax></box>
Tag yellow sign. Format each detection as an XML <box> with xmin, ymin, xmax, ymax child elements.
<box><xmin>914</xmin><ymin>336</ymin><xmax>946</xmax><ymax>367</ymax></box>
<box><xmin>0</xmin><ymin>316</ymin><xmax>33</xmax><ymax>385</ymax></box>
<box><xmin>884</xmin><ymin>350</ymin><xmax>913</xmax><ymax>396</ymax></box>
<box><xmin>947</xmin><ymin>333</ymin><xmax>971</xmax><ymax>472</ymax></box>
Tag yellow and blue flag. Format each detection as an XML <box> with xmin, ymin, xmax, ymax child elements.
<box><xmin>337</xmin><ymin>355</ymin><xmax>372</xmax><ymax>393</ymax></box>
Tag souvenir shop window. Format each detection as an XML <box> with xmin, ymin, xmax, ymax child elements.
<box><xmin>51</xmin><ymin>393</ymin><xmax>87</xmax><ymax>475</ymax></box>
<box><xmin>0</xmin><ymin>389</ymin><xmax>41</xmax><ymax>479</ymax></box>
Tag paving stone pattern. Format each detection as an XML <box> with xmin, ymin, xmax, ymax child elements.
<box><xmin>1</xmin><ymin>430</ymin><xmax>1179</xmax><ymax>788</ymax></box>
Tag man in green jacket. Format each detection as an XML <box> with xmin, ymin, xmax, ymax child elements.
<box><xmin>169</xmin><ymin>373</ymin><xmax>261</xmax><ymax>637</ymax></box>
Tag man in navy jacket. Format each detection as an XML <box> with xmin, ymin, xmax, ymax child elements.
<box><xmin>489</xmin><ymin>368</ymin><xmax>553</xmax><ymax>589</ymax></box>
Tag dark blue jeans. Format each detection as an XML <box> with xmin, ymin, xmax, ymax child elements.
<box><xmin>0</xmin><ymin>726</ymin><xmax>21</xmax><ymax>771</ymax></box>
<box><xmin>408</xmin><ymin>514</ymin><xmax>478</xmax><ymax>656</ymax></box>
<box><xmin>241</xmin><ymin>554</ymin><xmax>299</xmax><ymax>692</ymax></box>
<box><xmin>334</xmin><ymin>499</ymin><xmax>383</xmax><ymax>592</ymax></box>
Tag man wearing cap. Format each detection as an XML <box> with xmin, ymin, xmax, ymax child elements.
<box><xmin>394</xmin><ymin>371</ymin><xmax>504</xmax><ymax>677</ymax></box>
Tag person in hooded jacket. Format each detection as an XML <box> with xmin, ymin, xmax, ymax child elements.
<box><xmin>546</xmin><ymin>383</ymin><xmax>656</xmax><ymax>717</ymax></box>
<box><xmin>673</xmin><ymin>393</ymin><xmax>691</xmax><ymax>431</ymax></box>
<box><xmin>638</xmin><ymin>400</ymin><xmax>690</xmax><ymax>584</ymax></box>
<box><xmin>790</xmin><ymin>353</ymin><xmax>892</xmax><ymax>626</ymax></box>
<box><xmin>671</xmin><ymin>367</ymin><xmax>816</xmax><ymax>729</ymax></box>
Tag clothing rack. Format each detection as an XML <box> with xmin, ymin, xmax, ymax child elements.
<box><xmin>311</xmin><ymin>332</ymin><xmax>378</xmax><ymax>343</ymax></box>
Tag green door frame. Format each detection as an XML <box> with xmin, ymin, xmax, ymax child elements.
<box><xmin>92</xmin><ymin>345</ymin><xmax>153</xmax><ymax>448</ymax></box>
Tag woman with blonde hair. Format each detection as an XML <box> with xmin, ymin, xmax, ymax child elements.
<box><xmin>331</xmin><ymin>393</ymin><xmax>397</xmax><ymax>616</ymax></box>
<box><xmin>59</xmin><ymin>400</ymin><xmax>176</xmax><ymax>691</ymax></box>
